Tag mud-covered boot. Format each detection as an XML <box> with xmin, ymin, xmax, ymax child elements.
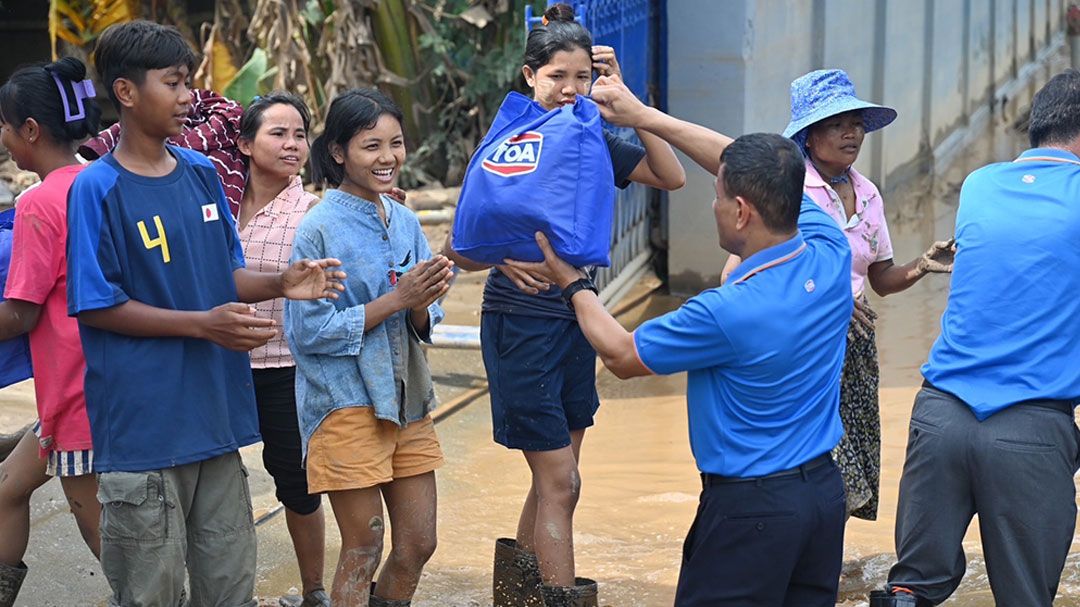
<box><xmin>369</xmin><ymin>594</ymin><xmax>410</xmax><ymax>607</ymax></box>
<box><xmin>0</xmin><ymin>562</ymin><xmax>27</xmax><ymax>607</ymax></box>
<box><xmin>493</xmin><ymin>537</ymin><xmax>544</xmax><ymax>607</ymax></box>
<box><xmin>278</xmin><ymin>587</ymin><xmax>331</xmax><ymax>607</ymax></box>
<box><xmin>869</xmin><ymin>588</ymin><xmax>922</xmax><ymax>606</ymax></box>
<box><xmin>540</xmin><ymin>577</ymin><xmax>598</xmax><ymax>607</ymax></box>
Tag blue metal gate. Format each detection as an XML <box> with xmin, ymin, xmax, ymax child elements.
<box><xmin>527</xmin><ymin>0</ymin><xmax>666</xmax><ymax>302</ymax></box>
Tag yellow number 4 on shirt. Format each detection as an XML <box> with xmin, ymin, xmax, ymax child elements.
<box><xmin>137</xmin><ymin>215</ymin><xmax>171</xmax><ymax>264</ymax></box>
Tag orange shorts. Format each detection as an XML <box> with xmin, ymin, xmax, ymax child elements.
<box><xmin>306</xmin><ymin>406</ymin><xmax>443</xmax><ymax>493</ymax></box>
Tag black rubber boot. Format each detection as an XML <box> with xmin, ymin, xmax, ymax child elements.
<box><xmin>368</xmin><ymin>582</ymin><xmax>411</xmax><ymax>607</ymax></box>
<box><xmin>0</xmin><ymin>562</ymin><xmax>27</xmax><ymax>607</ymax></box>
<box><xmin>540</xmin><ymin>577</ymin><xmax>598</xmax><ymax>607</ymax></box>
<box><xmin>869</xmin><ymin>588</ymin><xmax>922</xmax><ymax>606</ymax></box>
<box><xmin>493</xmin><ymin>537</ymin><xmax>544</xmax><ymax>607</ymax></box>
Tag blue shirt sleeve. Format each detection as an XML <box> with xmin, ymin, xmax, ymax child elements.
<box><xmin>604</xmin><ymin>129</ymin><xmax>646</xmax><ymax>189</ymax></box>
<box><xmin>796</xmin><ymin>194</ymin><xmax>845</xmax><ymax>245</ymax></box>
<box><xmin>285</xmin><ymin>219</ymin><xmax>365</xmax><ymax>356</ymax></box>
<box><xmin>633</xmin><ymin>291</ymin><xmax>736</xmax><ymax>374</ymax></box>
<box><xmin>66</xmin><ymin>165</ymin><xmax>130</xmax><ymax>315</ymax></box>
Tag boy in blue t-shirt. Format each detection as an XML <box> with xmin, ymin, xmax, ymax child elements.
<box><xmin>66</xmin><ymin>21</ymin><xmax>343</xmax><ymax>606</ymax></box>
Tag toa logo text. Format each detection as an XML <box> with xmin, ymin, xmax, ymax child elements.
<box><xmin>482</xmin><ymin>131</ymin><xmax>544</xmax><ymax>177</ymax></box>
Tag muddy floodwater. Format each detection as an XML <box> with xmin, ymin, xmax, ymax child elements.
<box><xmin>6</xmin><ymin>99</ymin><xmax>1080</xmax><ymax>607</ymax></box>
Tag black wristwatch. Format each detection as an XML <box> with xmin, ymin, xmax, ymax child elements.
<box><xmin>561</xmin><ymin>276</ymin><xmax>598</xmax><ymax>310</ymax></box>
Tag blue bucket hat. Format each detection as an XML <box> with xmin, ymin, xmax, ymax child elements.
<box><xmin>782</xmin><ymin>69</ymin><xmax>897</xmax><ymax>150</ymax></box>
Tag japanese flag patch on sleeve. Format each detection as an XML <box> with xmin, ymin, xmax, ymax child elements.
<box><xmin>201</xmin><ymin>203</ymin><xmax>220</xmax><ymax>222</ymax></box>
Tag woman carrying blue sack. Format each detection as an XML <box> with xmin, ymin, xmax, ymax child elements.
<box><xmin>445</xmin><ymin>4</ymin><xmax>684</xmax><ymax>606</ymax></box>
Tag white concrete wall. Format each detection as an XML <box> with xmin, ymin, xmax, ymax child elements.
<box><xmin>665</xmin><ymin>0</ymin><xmax>1068</xmax><ymax>294</ymax></box>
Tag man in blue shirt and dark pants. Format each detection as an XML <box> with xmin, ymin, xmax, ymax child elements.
<box><xmin>871</xmin><ymin>71</ymin><xmax>1080</xmax><ymax>607</ymax></box>
<box><xmin>507</xmin><ymin>82</ymin><xmax>854</xmax><ymax>604</ymax></box>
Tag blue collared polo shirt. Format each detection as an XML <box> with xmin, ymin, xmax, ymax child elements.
<box><xmin>922</xmin><ymin>147</ymin><xmax>1080</xmax><ymax>419</ymax></box>
<box><xmin>633</xmin><ymin>197</ymin><xmax>852</xmax><ymax>477</ymax></box>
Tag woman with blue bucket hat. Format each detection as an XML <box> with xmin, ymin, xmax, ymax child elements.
<box><xmin>724</xmin><ymin>69</ymin><xmax>955</xmax><ymax>522</ymax></box>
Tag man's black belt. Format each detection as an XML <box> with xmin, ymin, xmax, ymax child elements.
<box><xmin>701</xmin><ymin>452</ymin><xmax>833</xmax><ymax>487</ymax></box>
<box><xmin>921</xmin><ymin>380</ymin><xmax>1076</xmax><ymax>416</ymax></box>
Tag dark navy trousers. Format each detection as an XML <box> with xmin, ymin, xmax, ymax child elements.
<box><xmin>674</xmin><ymin>457</ymin><xmax>846</xmax><ymax>606</ymax></box>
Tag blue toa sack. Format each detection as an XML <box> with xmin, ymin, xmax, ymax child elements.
<box><xmin>452</xmin><ymin>92</ymin><xmax>615</xmax><ymax>266</ymax></box>
<box><xmin>0</xmin><ymin>208</ymin><xmax>32</xmax><ymax>388</ymax></box>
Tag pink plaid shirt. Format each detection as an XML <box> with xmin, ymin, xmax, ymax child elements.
<box><xmin>239</xmin><ymin>176</ymin><xmax>317</xmax><ymax>368</ymax></box>
<box><xmin>803</xmin><ymin>160</ymin><xmax>894</xmax><ymax>296</ymax></box>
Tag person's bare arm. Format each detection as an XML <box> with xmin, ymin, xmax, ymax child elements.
<box><xmin>591</xmin><ymin>76</ymin><xmax>733</xmax><ymax>175</ymax></box>
<box><xmin>504</xmin><ymin>233</ymin><xmax>650</xmax><ymax>379</ymax></box>
<box><xmin>627</xmin><ymin>129</ymin><xmax>686</xmax><ymax>190</ymax></box>
<box><xmin>78</xmin><ymin>300</ymin><xmax>277</xmax><ymax>351</ymax></box>
<box><xmin>0</xmin><ymin>299</ymin><xmax>41</xmax><ymax>342</ymax></box>
<box><xmin>866</xmin><ymin>239</ymin><xmax>954</xmax><ymax>297</ymax></box>
<box><xmin>232</xmin><ymin>259</ymin><xmax>346</xmax><ymax>303</ymax></box>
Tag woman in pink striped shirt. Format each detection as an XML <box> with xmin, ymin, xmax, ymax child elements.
<box><xmin>235</xmin><ymin>92</ymin><xmax>329</xmax><ymax>607</ymax></box>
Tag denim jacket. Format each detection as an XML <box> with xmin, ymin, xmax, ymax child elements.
<box><xmin>285</xmin><ymin>189</ymin><xmax>443</xmax><ymax>454</ymax></box>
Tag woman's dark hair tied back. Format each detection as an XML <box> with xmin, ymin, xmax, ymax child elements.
<box><xmin>525</xmin><ymin>2</ymin><xmax>592</xmax><ymax>72</ymax></box>
<box><xmin>309</xmin><ymin>88</ymin><xmax>404</xmax><ymax>188</ymax></box>
<box><xmin>239</xmin><ymin>91</ymin><xmax>312</xmax><ymax>143</ymax></box>
<box><xmin>543</xmin><ymin>3</ymin><xmax>577</xmax><ymax>24</ymax></box>
<box><xmin>0</xmin><ymin>56</ymin><xmax>102</xmax><ymax>144</ymax></box>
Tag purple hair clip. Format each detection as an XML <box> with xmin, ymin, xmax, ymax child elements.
<box><xmin>51</xmin><ymin>73</ymin><xmax>96</xmax><ymax>123</ymax></box>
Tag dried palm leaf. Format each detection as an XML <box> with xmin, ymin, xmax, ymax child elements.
<box><xmin>48</xmin><ymin>0</ymin><xmax>140</xmax><ymax>59</ymax></box>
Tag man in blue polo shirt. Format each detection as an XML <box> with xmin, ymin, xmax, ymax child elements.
<box><xmin>508</xmin><ymin>123</ymin><xmax>853</xmax><ymax>602</ymax></box>
<box><xmin>871</xmin><ymin>71</ymin><xmax>1080</xmax><ymax>607</ymax></box>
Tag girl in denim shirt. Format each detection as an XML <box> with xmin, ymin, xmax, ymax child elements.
<box><xmin>286</xmin><ymin>89</ymin><xmax>454</xmax><ymax>607</ymax></box>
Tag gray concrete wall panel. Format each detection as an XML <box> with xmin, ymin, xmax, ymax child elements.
<box><xmin>995</xmin><ymin>0</ymin><xmax>1018</xmax><ymax>86</ymax></box>
<box><xmin>665</xmin><ymin>0</ymin><xmax>752</xmax><ymax>292</ymax></box>
<box><xmin>664</xmin><ymin>0</ymin><xmax>1067</xmax><ymax>294</ymax></box>
<box><xmin>1017</xmin><ymin>0</ymin><xmax>1034</xmax><ymax>62</ymax></box>
<box><xmin>880</xmin><ymin>0</ymin><xmax>927</xmax><ymax>181</ymax></box>
<box><xmin>968</xmin><ymin>0</ymin><xmax>994</xmax><ymax>114</ymax></box>
<box><xmin>930</xmin><ymin>0</ymin><xmax>967</xmax><ymax>148</ymax></box>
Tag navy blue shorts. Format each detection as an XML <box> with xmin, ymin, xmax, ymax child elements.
<box><xmin>480</xmin><ymin>312</ymin><xmax>600</xmax><ymax>451</ymax></box>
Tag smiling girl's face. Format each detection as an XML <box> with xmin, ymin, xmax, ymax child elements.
<box><xmin>523</xmin><ymin>47</ymin><xmax>592</xmax><ymax>111</ymax></box>
<box><xmin>332</xmin><ymin>113</ymin><xmax>406</xmax><ymax>202</ymax></box>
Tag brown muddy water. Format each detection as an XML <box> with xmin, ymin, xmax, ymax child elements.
<box><xmin>3</xmin><ymin>96</ymin><xmax>1076</xmax><ymax>607</ymax></box>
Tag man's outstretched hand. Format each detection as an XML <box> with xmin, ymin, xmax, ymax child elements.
<box><xmin>282</xmin><ymin>258</ymin><xmax>347</xmax><ymax>300</ymax></box>
<box><xmin>504</xmin><ymin>232</ymin><xmax>586</xmax><ymax>290</ymax></box>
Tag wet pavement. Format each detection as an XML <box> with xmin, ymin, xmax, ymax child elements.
<box><xmin>5</xmin><ymin>103</ymin><xmax>1080</xmax><ymax>607</ymax></box>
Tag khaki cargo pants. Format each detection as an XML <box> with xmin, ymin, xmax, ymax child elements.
<box><xmin>97</xmin><ymin>451</ymin><xmax>257</xmax><ymax>607</ymax></box>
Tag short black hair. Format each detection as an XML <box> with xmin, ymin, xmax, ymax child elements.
<box><xmin>523</xmin><ymin>3</ymin><xmax>592</xmax><ymax>72</ymax></box>
<box><xmin>719</xmin><ymin>133</ymin><xmax>805</xmax><ymax>233</ymax></box>
<box><xmin>239</xmin><ymin>91</ymin><xmax>312</xmax><ymax>143</ymax></box>
<box><xmin>0</xmin><ymin>57</ymin><xmax>101</xmax><ymax>144</ymax></box>
<box><xmin>1028</xmin><ymin>69</ymin><xmax>1080</xmax><ymax>147</ymax></box>
<box><xmin>309</xmin><ymin>88</ymin><xmax>404</xmax><ymax>187</ymax></box>
<box><xmin>93</xmin><ymin>20</ymin><xmax>197</xmax><ymax>112</ymax></box>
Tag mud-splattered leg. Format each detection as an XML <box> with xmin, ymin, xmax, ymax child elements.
<box><xmin>328</xmin><ymin>487</ymin><xmax>386</xmax><ymax>607</ymax></box>
<box><xmin>59</xmin><ymin>473</ymin><xmax>101</xmax><ymax>559</ymax></box>
<box><xmin>519</xmin><ymin>429</ymin><xmax>586</xmax><ymax>587</ymax></box>
<box><xmin>0</xmin><ymin>431</ymin><xmax>49</xmax><ymax>565</ymax></box>
<box><xmin>374</xmin><ymin>471</ymin><xmax>438</xmax><ymax>600</ymax></box>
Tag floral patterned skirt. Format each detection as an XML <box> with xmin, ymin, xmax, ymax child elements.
<box><xmin>831</xmin><ymin>319</ymin><xmax>881</xmax><ymax>521</ymax></box>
